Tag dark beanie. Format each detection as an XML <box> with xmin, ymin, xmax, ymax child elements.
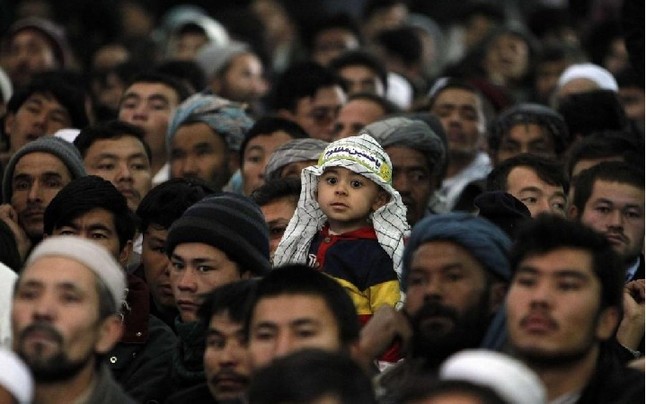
<box><xmin>166</xmin><ymin>192</ymin><xmax>270</xmax><ymax>276</ymax></box>
<box><xmin>474</xmin><ymin>191</ymin><xmax>531</xmax><ymax>238</ymax></box>
<box><xmin>2</xmin><ymin>136</ymin><xmax>86</xmax><ymax>203</ymax></box>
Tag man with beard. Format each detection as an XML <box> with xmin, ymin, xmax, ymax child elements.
<box><xmin>506</xmin><ymin>215</ymin><xmax>644</xmax><ymax>403</ymax></box>
<box><xmin>365</xmin><ymin>116</ymin><xmax>446</xmax><ymax>226</ymax></box>
<box><xmin>374</xmin><ymin>213</ymin><xmax>511</xmax><ymax>401</ymax></box>
<box><xmin>166</xmin><ymin>280</ymin><xmax>257</xmax><ymax>403</ymax></box>
<box><xmin>11</xmin><ymin>236</ymin><xmax>135</xmax><ymax>403</ymax></box>
<box><xmin>0</xmin><ymin>136</ymin><xmax>86</xmax><ymax>262</ymax></box>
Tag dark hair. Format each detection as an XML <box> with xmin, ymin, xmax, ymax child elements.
<box><xmin>246</xmin><ymin>264</ymin><xmax>360</xmax><ymax>346</ymax></box>
<box><xmin>488</xmin><ymin>103</ymin><xmax>569</xmax><ymax>155</ymax></box>
<box><xmin>329</xmin><ymin>50</ymin><xmax>389</xmax><ymax>93</ymax></box>
<box><xmin>557</xmin><ymin>90</ymin><xmax>627</xmax><ymax>138</ymax></box>
<box><xmin>303</xmin><ymin>13</ymin><xmax>363</xmax><ymax>52</ymax></box>
<box><xmin>44</xmin><ymin>175</ymin><xmax>137</xmax><ymax>250</ymax></box>
<box><xmin>427</xmin><ymin>78</ymin><xmax>481</xmax><ymax>110</ymax></box>
<box><xmin>6</xmin><ymin>75</ymin><xmax>89</xmax><ymax>130</ymax></box>
<box><xmin>125</xmin><ymin>71</ymin><xmax>192</xmax><ymax>103</ymax></box>
<box><xmin>270</xmin><ymin>61</ymin><xmax>343</xmax><ymax>112</ymax></box>
<box><xmin>154</xmin><ymin>60</ymin><xmax>207</xmax><ymax>94</ymax></box>
<box><xmin>565</xmin><ymin>130</ymin><xmax>644</xmax><ymax>179</ymax></box>
<box><xmin>510</xmin><ymin>214</ymin><xmax>625</xmax><ymax>311</ymax></box>
<box><xmin>198</xmin><ymin>279</ymin><xmax>258</xmax><ymax>324</ymax></box>
<box><xmin>572</xmin><ymin>161</ymin><xmax>644</xmax><ymax>217</ymax></box>
<box><xmin>486</xmin><ymin>153</ymin><xmax>568</xmax><ymax>194</ymax></box>
<box><xmin>135</xmin><ymin>177</ymin><xmax>213</xmax><ymax>232</ymax></box>
<box><xmin>248</xmin><ymin>348</ymin><xmax>377</xmax><ymax>404</ymax></box>
<box><xmin>363</xmin><ymin>0</ymin><xmax>409</xmax><ymax>20</ymax></box>
<box><xmin>240</xmin><ymin>116</ymin><xmax>309</xmax><ymax>162</ymax></box>
<box><xmin>0</xmin><ymin>220</ymin><xmax>21</xmax><ymax>272</ymax></box>
<box><xmin>250</xmin><ymin>177</ymin><xmax>301</xmax><ymax>207</ymax></box>
<box><xmin>74</xmin><ymin>119</ymin><xmax>151</xmax><ymax>162</ymax></box>
<box><xmin>347</xmin><ymin>92</ymin><xmax>400</xmax><ymax>115</ymax></box>
<box><xmin>374</xmin><ymin>26</ymin><xmax>422</xmax><ymax>68</ymax></box>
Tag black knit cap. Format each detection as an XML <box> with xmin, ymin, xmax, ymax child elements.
<box><xmin>474</xmin><ymin>191</ymin><xmax>531</xmax><ymax>238</ymax></box>
<box><xmin>165</xmin><ymin>192</ymin><xmax>271</xmax><ymax>276</ymax></box>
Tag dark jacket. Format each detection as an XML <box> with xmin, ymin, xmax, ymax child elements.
<box><xmin>168</xmin><ymin>318</ymin><xmax>208</xmax><ymax>394</ymax></box>
<box><xmin>87</xmin><ymin>363</ymin><xmax>137</xmax><ymax>404</ymax></box>
<box><xmin>107</xmin><ymin>274</ymin><xmax>177</xmax><ymax>404</ymax></box>
<box><xmin>165</xmin><ymin>383</ymin><xmax>220</xmax><ymax>404</ymax></box>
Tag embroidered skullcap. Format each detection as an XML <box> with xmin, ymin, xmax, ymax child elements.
<box><xmin>0</xmin><ymin>349</ymin><xmax>33</xmax><ymax>404</ymax></box>
<box><xmin>25</xmin><ymin>236</ymin><xmax>127</xmax><ymax>310</ymax></box>
<box><xmin>557</xmin><ymin>63</ymin><xmax>618</xmax><ymax>92</ymax></box>
<box><xmin>403</xmin><ymin>212</ymin><xmax>511</xmax><ymax>289</ymax></box>
<box><xmin>166</xmin><ymin>93</ymin><xmax>254</xmax><ymax>153</ymax></box>
<box><xmin>440</xmin><ymin>350</ymin><xmax>546</xmax><ymax>404</ymax></box>
<box><xmin>274</xmin><ymin>134</ymin><xmax>409</xmax><ymax>282</ymax></box>
<box><xmin>264</xmin><ymin>138</ymin><xmax>329</xmax><ymax>181</ymax></box>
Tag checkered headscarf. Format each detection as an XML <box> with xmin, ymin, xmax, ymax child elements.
<box><xmin>273</xmin><ymin>134</ymin><xmax>409</xmax><ymax>284</ymax></box>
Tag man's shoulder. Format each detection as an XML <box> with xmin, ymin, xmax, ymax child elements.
<box><xmin>165</xmin><ymin>383</ymin><xmax>218</xmax><ymax>404</ymax></box>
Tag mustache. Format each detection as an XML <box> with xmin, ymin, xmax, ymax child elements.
<box><xmin>411</xmin><ymin>300</ymin><xmax>459</xmax><ymax>325</ymax></box>
<box><xmin>19</xmin><ymin>322</ymin><xmax>63</xmax><ymax>345</ymax></box>
<box><xmin>210</xmin><ymin>369</ymin><xmax>249</xmax><ymax>385</ymax></box>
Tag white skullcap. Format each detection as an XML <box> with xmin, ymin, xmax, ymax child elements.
<box><xmin>0</xmin><ymin>349</ymin><xmax>33</xmax><ymax>404</ymax></box>
<box><xmin>25</xmin><ymin>236</ymin><xmax>126</xmax><ymax>310</ymax></box>
<box><xmin>53</xmin><ymin>128</ymin><xmax>80</xmax><ymax>143</ymax></box>
<box><xmin>440</xmin><ymin>350</ymin><xmax>547</xmax><ymax>404</ymax></box>
<box><xmin>557</xmin><ymin>63</ymin><xmax>618</xmax><ymax>92</ymax></box>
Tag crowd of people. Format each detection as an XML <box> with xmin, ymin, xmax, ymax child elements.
<box><xmin>0</xmin><ymin>0</ymin><xmax>643</xmax><ymax>403</ymax></box>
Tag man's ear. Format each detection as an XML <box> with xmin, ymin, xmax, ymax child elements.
<box><xmin>567</xmin><ymin>204</ymin><xmax>578</xmax><ymax>220</ymax></box>
<box><xmin>596</xmin><ymin>306</ymin><xmax>620</xmax><ymax>341</ymax></box>
<box><xmin>489</xmin><ymin>281</ymin><xmax>508</xmax><ymax>315</ymax></box>
<box><xmin>95</xmin><ymin>314</ymin><xmax>124</xmax><ymax>354</ymax></box>
<box><xmin>4</xmin><ymin>112</ymin><xmax>15</xmax><ymax>138</ymax></box>
<box><xmin>277</xmin><ymin>109</ymin><xmax>296</xmax><ymax>121</ymax></box>
<box><xmin>228</xmin><ymin>151</ymin><xmax>240</xmax><ymax>174</ymax></box>
<box><xmin>118</xmin><ymin>240</ymin><xmax>133</xmax><ymax>268</ymax></box>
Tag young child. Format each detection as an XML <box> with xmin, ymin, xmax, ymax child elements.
<box><xmin>274</xmin><ymin>134</ymin><xmax>409</xmax><ymax>325</ymax></box>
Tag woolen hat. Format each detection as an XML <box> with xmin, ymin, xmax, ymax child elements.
<box><xmin>403</xmin><ymin>212</ymin><xmax>511</xmax><ymax>289</ymax></box>
<box><xmin>166</xmin><ymin>192</ymin><xmax>271</xmax><ymax>276</ymax></box>
<box><xmin>5</xmin><ymin>17</ymin><xmax>71</xmax><ymax>67</ymax></box>
<box><xmin>25</xmin><ymin>235</ymin><xmax>127</xmax><ymax>310</ymax></box>
<box><xmin>2</xmin><ymin>136</ymin><xmax>86</xmax><ymax>202</ymax></box>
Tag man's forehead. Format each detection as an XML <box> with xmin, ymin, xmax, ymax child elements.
<box><xmin>124</xmin><ymin>82</ymin><xmax>178</xmax><ymax>101</ymax></box>
<box><xmin>433</xmin><ymin>87</ymin><xmax>480</xmax><ymax>105</ymax></box>
<box><xmin>22</xmin><ymin>91</ymin><xmax>67</xmax><ymax>110</ymax></box>
<box><xmin>14</xmin><ymin>152</ymin><xmax>69</xmax><ymax>172</ymax></box>
<box><xmin>591</xmin><ymin>179</ymin><xmax>645</xmax><ymax>199</ymax></box>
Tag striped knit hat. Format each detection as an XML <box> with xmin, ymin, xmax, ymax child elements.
<box><xmin>274</xmin><ymin>134</ymin><xmax>409</xmax><ymax>283</ymax></box>
<box><xmin>165</xmin><ymin>192</ymin><xmax>270</xmax><ymax>276</ymax></box>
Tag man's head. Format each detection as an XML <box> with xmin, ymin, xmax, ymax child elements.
<box><xmin>304</xmin><ymin>13</ymin><xmax>363</xmax><ymax>67</ymax></box>
<box><xmin>2</xmin><ymin>136</ymin><xmax>86</xmax><ymax>242</ymax></box>
<box><xmin>250</xmin><ymin>177</ymin><xmax>301</xmax><ymax>261</ymax></box>
<box><xmin>329</xmin><ymin>50</ymin><xmax>388</xmax><ymax>97</ymax></box>
<box><xmin>199</xmin><ymin>279</ymin><xmax>257</xmax><ymax>402</ymax></box>
<box><xmin>44</xmin><ymin>175</ymin><xmax>136</xmax><ymax>266</ymax></box>
<box><xmin>12</xmin><ymin>236</ymin><xmax>125</xmax><ymax>384</ymax></box>
<box><xmin>570</xmin><ymin>161</ymin><xmax>644</xmax><ymax>265</ymax></box>
<box><xmin>196</xmin><ymin>42</ymin><xmax>268</xmax><ymax>104</ymax></box>
<box><xmin>428</xmin><ymin>79</ymin><xmax>485</xmax><ymax>164</ymax></box>
<box><xmin>263</xmin><ymin>138</ymin><xmax>329</xmax><ymax>181</ymax></box>
<box><xmin>167</xmin><ymin>94</ymin><xmax>254</xmax><ymax>191</ymax></box>
<box><xmin>1</xmin><ymin>17</ymin><xmax>71</xmax><ymax>88</ymax></box>
<box><xmin>488</xmin><ymin>103</ymin><xmax>569</xmax><ymax>165</ymax></box>
<box><xmin>4</xmin><ymin>77</ymin><xmax>89</xmax><ymax>154</ymax></box>
<box><xmin>166</xmin><ymin>192</ymin><xmax>270</xmax><ymax>322</ymax></box>
<box><xmin>487</xmin><ymin>154</ymin><xmax>568</xmax><ymax>218</ymax></box>
<box><xmin>365</xmin><ymin>116</ymin><xmax>446</xmax><ymax>226</ymax></box>
<box><xmin>240</xmin><ymin>116</ymin><xmax>308</xmax><ymax>196</ymax></box>
<box><xmin>74</xmin><ymin>120</ymin><xmax>152</xmax><ymax>210</ymax></box>
<box><xmin>555</xmin><ymin>63</ymin><xmax>618</xmax><ymax>101</ymax></box>
<box><xmin>402</xmin><ymin>212</ymin><xmax>511</xmax><ymax>366</ymax></box>
<box><xmin>506</xmin><ymin>215</ymin><xmax>623</xmax><ymax>367</ymax></box>
<box><xmin>332</xmin><ymin>92</ymin><xmax>399</xmax><ymax>140</ymax></box>
<box><xmin>117</xmin><ymin>72</ymin><xmax>191</xmax><ymax>172</ymax></box>
<box><xmin>136</xmin><ymin>178</ymin><xmax>213</xmax><ymax>311</ymax></box>
<box><xmin>246</xmin><ymin>264</ymin><xmax>361</xmax><ymax>370</ymax></box>
<box><xmin>271</xmin><ymin>61</ymin><xmax>347</xmax><ymax>141</ymax></box>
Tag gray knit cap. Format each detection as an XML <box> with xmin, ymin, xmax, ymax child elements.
<box><xmin>402</xmin><ymin>212</ymin><xmax>511</xmax><ymax>289</ymax></box>
<box><xmin>196</xmin><ymin>40</ymin><xmax>250</xmax><ymax>79</ymax></box>
<box><xmin>362</xmin><ymin>116</ymin><xmax>446</xmax><ymax>178</ymax></box>
<box><xmin>166</xmin><ymin>93</ymin><xmax>254</xmax><ymax>154</ymax></box>
<box><xmin>264</xmin><ymin>138</ymin><xmax>329</xmax><ymax>181</ymax></box>
<box><xmin>2</xmin><ymin>136</ymin><xmax>86</xmax><ymax>202</ymax></box>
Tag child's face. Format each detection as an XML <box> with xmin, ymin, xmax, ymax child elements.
<box><xmin>316</xmin><ymin>166</ymin><xmax>388</xmax><ymax>233</ymax></box>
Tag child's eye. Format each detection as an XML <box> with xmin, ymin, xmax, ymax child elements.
<box><xmin>350</xmin><ymin>180</ymin><xmax>363</xmax><ymax>188</ymax></box>
<box><xmin>325</xmin><ymin>177</ymin><xmax>337</xmax><ymax>185</ymax></box>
